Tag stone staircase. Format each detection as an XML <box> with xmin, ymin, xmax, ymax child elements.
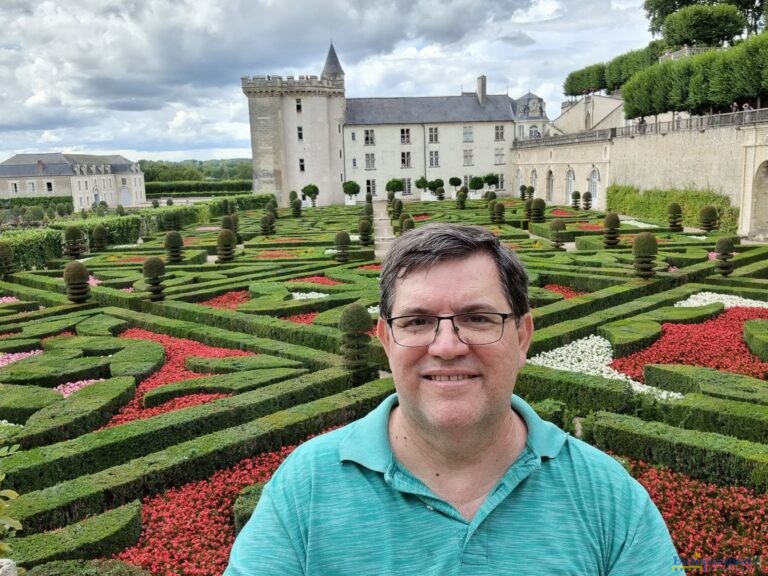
<box><xmin>373</xmin><ymin>202</ymin><xmax>395</xmax><ymax>260</ymax></box>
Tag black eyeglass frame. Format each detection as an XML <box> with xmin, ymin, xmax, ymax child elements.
<box><xmin>385</xmin><ymin>312</ymin><xmax>519</xmax><ymax>348</ymax></box>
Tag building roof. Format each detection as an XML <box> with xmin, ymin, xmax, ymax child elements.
<box><xmin>0</xmin><ymin>153</ymin><xmax>138</xmax><ymax>177</ymax></box>
<box><xmin>345</xmin><ymin>94</ymin><xmax>517</xmax><ymax>125</ymax></box>
<box><xmin>322</xmin><ymin>43</ymin><xmax>344</xmax><ymax>78</ymax></box>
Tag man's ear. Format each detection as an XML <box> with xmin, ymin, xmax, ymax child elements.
<box><xmin>516</xmin><ymin>313</ymin><xmax>534</xmax><ymax>364</ymax></box>
<box><xmin>377</xmin><ymin>317</ymin><xmax>392</xmax><ymax>357</ymax></box>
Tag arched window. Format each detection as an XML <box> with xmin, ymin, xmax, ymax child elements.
<box><xmin>588</xmin><ymin>168</ymin><xmax>600</xmax><ymax>206</ymax></box>
<box><xmin>566</xmin><ymin>169</ymin><xmax>575</xmax><ymax>204</ymax></box>
<box><xmin>546</xmin><ymin>170</ymin><xmax>554</xmax><ymax>201</ymax></box>
<box><xmin>530</xmin><ymin>169</ymin><xmax>537</xmax><ymax>192</ymax></box>
<box><xmin>529</xmin><ymin>125</ymin><xmax>539</xmax><ymax>139</ymax></box>
<box><xmin>515</xmin><ymin>169</ymin><xmax>523</xmax><ymax>193</ymax></box>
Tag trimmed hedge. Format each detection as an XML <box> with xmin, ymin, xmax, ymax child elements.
<box><xmin>185</xmin><ymin>354</ymin><xmax>303</xmax><ymax>373</ymax></box>
<box><xmin>25</xmin><ymin>560</ymin><xmax>150</xmax><ymax>576</ymax></box>
<box><xmin>744</xmin><ymin>319</ymin><xmax>768</xmax><ymax>361</ymax></box>
<box><xmin>644</xmin><ymin>364</ymin><xmax>768</xmax><ymax>405</ymax></box>
<box><xmin>233</xmin><ymin>482</ymin><xmax>264</xmax><ymax>535</ymax></box>
<box><xmin>4</xmin><ymin>378</ymin><xmax>394</xmax><ymax>533</ymax></box>
<box><xmin>9</xmin><ymin>501</ymin><xmax>142</xmax><ymax>568</ymax></box>
<box><xmin>0</xmin><ymin>384</ymin><xmax>62</xmax><ymax>424</ymax></box>
<box><xmin>145</xmin><ymin>180</ymin><xmax>252</xmax><ymax>194</ymax></box>
<box><xmin>606</xmin><ymin>184</ymin><xmax>738</xmax><ymax>233</ymax></box>
<box><xmin>590</xmin><ymin>412</ymin><xmax>768</xmax><ymax>491</ymax></box>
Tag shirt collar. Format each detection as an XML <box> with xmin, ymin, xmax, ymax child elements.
<box><xmin>338</xmin><ymin>393</ymin><xmax>568</xmax><ymax>471</ymax></box>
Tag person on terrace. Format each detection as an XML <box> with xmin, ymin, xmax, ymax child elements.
<box><xmin>225</xmin><ymin>223</ymin><xmax>681</xmax><ymax>575</ymax></box>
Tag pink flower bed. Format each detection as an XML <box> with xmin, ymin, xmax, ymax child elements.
<box><xmin>576</xmin><ymin>223</ymin><xmax>603</xmax><ymax>231</ymax></box>
<box><xmin>0</xmin><ymin>349</ymin><xmax>41</xmax><ymax>367</ymax></box>
<box><xmin>255</xmin><ymin>250</ymin><xmax>293</xmax><ymax>259</ymax></box>
<box><xmin>55</xmin><ymin>378</ymin><xmax>104</xmax><ymax>397</ymax></box>
<box><xmin>282</xmin><ymin>312</ymin><xmax>319</xmax><ymax>324</ymax></box>
<box><xmin>0</xmin><ymin>296</ymin><xmax>20</xmax><ymax>304</ymax></box>
<box><xmin>88</xmin><ymin>275</ymin><xmax>102</xmax><ymax>286</ymax></box>
<box><xmin>357</xmin><ymin>264</ymin><xmax>381</xmax><ymax>271</ymax></box>
<box><xmin>551</xmin><ymin>208</ymin><xmax>576</xmax><ymax>217</ymax></box>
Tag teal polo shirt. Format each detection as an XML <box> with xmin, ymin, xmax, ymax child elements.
<box><xmin>225</xmin><ymin>394</ymin><xmax>681</xmax><ymax>575</ymax></box>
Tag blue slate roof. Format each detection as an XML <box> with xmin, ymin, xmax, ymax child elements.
<box><xmin>0</xmin><ymin>153</ymin><xmax>137</xmax><ymax>177</ymax></box>
<box><xmin>345</xmin><ymin>94</ymin><xmax>518</xmax><ymax>125</ymax></box>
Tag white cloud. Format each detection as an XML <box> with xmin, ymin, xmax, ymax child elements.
<box><xmin>0</xmin><ymin>0</ymin><xmax>653</xmax><ymax>161</ymax></box>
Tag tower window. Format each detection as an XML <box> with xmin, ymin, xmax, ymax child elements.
<box><xmin>297</xmin><ymin>126</ymin><xmax>303</xmax><ymax>141</ymax></box>
<box><xmin>299</xmin><ymin>159</ymin><xmax>305</xmax><ymax>172</ymax></box>
<box><xmin>296</xmin><ymin>99</ymin><xmax>302</xmax><ymax>113</ymax></box>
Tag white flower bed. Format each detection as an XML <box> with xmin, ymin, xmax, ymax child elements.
<box><xmin>687</xmin><ymin>235</ymin><xmax>707</xmax><ymax>241</ymax></box>
<box><xmin>674</xmin><ymin>291</ymin><xmax>768</xmax><ymax>309</ymax></box>
<box><xmin>621</xmin><ymin>220</ymin><xmax>659</xmax><ymax>228</ymax></box>
<box><xmin>367</xmin><ymin>305</ymin><xmax>380</xmax><ymax>315</ymax></box>
<box><xmin>291</xmin><ymin>291</ymin><xmax>329</xmax><ymax>300</ymax></box>
<box><xmin>324</xmin><ymin>249</ymin><xmax>338</xmax><ymax>255</ymax></box>
<box><xmin>0</xmin><ymin>419</ymin><xmax>23</xmax><ymax>429</ymax></box>
<box><xmin>528</xmin><ymin>335</ymin><xmax>683</xmax><ymax>401</ymax></box>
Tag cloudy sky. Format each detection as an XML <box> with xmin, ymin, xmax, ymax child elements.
<box><xmin>0</xmin><ymin>0</ymin><xmax>653</xmax><ymax>162</ymax></box>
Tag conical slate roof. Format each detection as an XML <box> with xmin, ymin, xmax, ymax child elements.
<box><xmin>322</xmin><ymin>43</ymin><xmax>344</xmax><ymax>78</ymax></box>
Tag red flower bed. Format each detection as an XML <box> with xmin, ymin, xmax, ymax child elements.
<box><xmin>199</xmin><ymin>291</ymin><xmax>250</xmax><ymax>310</ymax></box>
<box><xmin>282</xmin><ymin>312</ymin><xmax>319</xmax><ymax>324</ymax></box>
<box><xmin>543</xmin><ymin>284</ymin><xmax>587</xmax><ymax>299</ymax></box>
<box><xmin>412</xmin><ymin>213</ymin><xmax>431</xmax><ymax>221</ymax></box>
<box><xmin>182</xmin><ymin>238</ymin><xmax>199</xmax><ymax>246</ymax></box>
<box><xmin>287</xmin><ymin>276</ymin><xmax>342</xmax><ymax>286</ymax></box>
<box><xmin>256</xmin><ymin>250</ymin><xmax>293</xmax><ymax>259</ymax></box>
<box><xmin>630</xmin><ymin>458</ymin><xmax>768</xmax><ymax>574</ymax></box>
<box><xmin>576</xmin><ymin>223</ymin><xmax>602</xmax><ymax>231</ymax></box>
<box><xmin>115</xmin><ymin>256</ymin><xmax>148</xmax><ymax>263</ymax></box>
<box><xmin>116</xmin><ymin>443</ymin><xmax>298</xmax><ymax>575</ymax></box>
<box><xmin>551</xmin><ymin>208</ymin><xmax>576</xmax><ymax>217</ymax></box>
<box><xmin>357</xmin><ymin>264</ymin><xmax>381</xmax><ymax>270</ymax></box>
<box><xmin>611</xmin><ymin>307</ymin><xmax>768</xmax><ymax>382</ymax></box>
<box><xmin>104</xmin><ymin>329</ymin><xmax>253</xmax><ymax>427</ymax></box>
<box><xmin>0</xmin><ymin>332</ymin><xmax>20</xmax><ymax>339</ymax></box>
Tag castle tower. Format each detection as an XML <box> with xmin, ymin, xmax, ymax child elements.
<box><xmin>242</xmin><ymin>44</ymin><xmax>346</xmax><ymax>206</ymax></box>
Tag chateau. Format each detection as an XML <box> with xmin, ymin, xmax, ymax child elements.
<box><xmin>242</xmin><ymin>44</ymin><xmax>548</xmax><ymax>206</ymax></box>
<box><xmin>0</xmin><ymin>153</ymin><xmax>146</xmax><ymax>208</ymax></box>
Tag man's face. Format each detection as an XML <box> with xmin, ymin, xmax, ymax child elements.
<box><xmin>377</xmin><ymin>253</ymin><xmax>533</xmax><ymax>434</ymax></box>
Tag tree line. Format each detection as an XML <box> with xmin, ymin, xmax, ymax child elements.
<box><xmin>139</xmin><ymin>159</ymin><xmax>252</xmax><ymax>182</ymax></box>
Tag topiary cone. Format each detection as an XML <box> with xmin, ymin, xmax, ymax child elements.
<box><xmin>603</xmin><ymin>212</ymin><xmax>621</xmax><ymax>248</ymax></box>
<box><xmin>531</xmin><ymin>198</ymin><xmax>546</xmax><ymax>223</ymax></box>
<box><xmin>668</xmin><ymin>203</ymin><xmax>683</xmax><ymax>232</ymax></box>
<box><xmin>0</xmin><ymin>243</ymin><xmax>15</xmax><ymax>279</ymax></box>
<box><xmin>493</xmin><ymin>202</ymin><xmax>505</xmax><ymax>224</ymax></box>
<box><xmin>338</xmin><ymin>303</ymin><xmax>373</xmax><ymax>375</ymax></box>
<box><xmin>335</xmin><ymin>231</ymin><xmax>351</xmax><ymax>263</ymax></box>
<box><xmin>550</xmin><ymin>219</ymin><xmax>566</xmax><ymax>249</ymax></box>
<box><xmin>217</xmin><ymin>229</ymin><xmax>237</xmax><ymax>263</ymax></box>
<box><xmin>91</xmin><ymin>224</ymin><xmax>108</xmax><ymax>251</ymax></box>
<box><xmin>715</xmin><ymin>237</ymin><xmax>735</xmax><ymax>276</ymax></box>
<box><xmin>164</xmin><ymin>231</ymin><xmax>185</xmax><ymax>263</ymax></box>
<box><xmin>142</xmin><ymin>256</ymin><xmax>166</xmax><ymax>302</ymax></box>
<box><xmin>63</xmin><ymin>261</ymin><xmax>91</xmax><ymax>303</ymax></box>
<box><xmin>632</xmin><ymin>232</ymin><xmax>658</xmax><ymax>279</ymax></box>
<box><xmin>699</xmin><ymin>205</ymin><xmax>718</xmax><ymax>232</ymax></box>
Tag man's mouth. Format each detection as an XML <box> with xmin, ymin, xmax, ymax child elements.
<box><xmin>424</xmin><ymin>374</ymin><xmax>478</xmax><ymax>381</ymax></box>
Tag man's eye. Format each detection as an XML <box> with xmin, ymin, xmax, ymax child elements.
<box><xmin>399</xmin><ymin>317</ymin><xmax>433</xmax><ymax>328</ymax></box>
<box><xmin>462</xmin><ymin>314</ymin><xmax>493</xmax><ymax>324</ymax></box>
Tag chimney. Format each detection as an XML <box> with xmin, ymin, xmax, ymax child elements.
<box><xmin>36</xmin><ymin>160</ymin><xmax>44</xmax><ymax>174</ymax></box>
<box><xmin>476</xmin><ymin>75</ymin><xmax>487</xmax><ymax>105</ymax></box>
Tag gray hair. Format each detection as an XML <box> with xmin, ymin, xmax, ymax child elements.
<box><xmin>379</xmin><ymin>223</ymin><xmax>530</xmax><ymax>320</ymax></box>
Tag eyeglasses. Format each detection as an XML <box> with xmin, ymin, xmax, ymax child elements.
<box><xmin>385</xmin><ymin>312</ymin><xmax>517</xmax><ymax>347</ymax></box>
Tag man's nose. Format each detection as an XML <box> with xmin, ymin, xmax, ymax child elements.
<box><xmin>428</xmin><ymin>319</ymin><xmax>469</xmax><ymax>356</ymax></box>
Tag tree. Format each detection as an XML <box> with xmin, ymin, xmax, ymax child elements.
<box><xmin>645</xmin><ymin>0</ymin><xmax>761</xmax><ymax>36</ymax></box>
<box><xmin>449</xmin><ymin>177</ymin><xmax>462</xmax><ymax>191</ymax></box>
<box><xmin>427</xmin><ymin>179</ymin><xmax>443</xmax><ymax>194</ymax></box>
<box><xmin>415</xmin><ymin>176</ymin><xmax>429</xmax><ymax>195</ymax></box>
<box><xmin>385</xmin><ymin>178</ymin><xmax>404</xmax><ymax>194</ymax></box>
<box><xmin>343</xmin><ymin>180</ymin><xmax>361</xmax><ymax>200</ymax></box>
<box><xmin>468</xmin><ymin>176</ymin><xmax>485</xmax><ymax>195</ymax></box>
<box><xmin>663</xmin><ymin>4</ymin><xmax>746</xmax><ymax>47</ymax></box>
<box><xmin>302</xmin><ymin>184</ymin><xmax>319</xmax><ymax>207</ymax></box>
<box><xmin>483</xmin><ymin>174</ymin><xmax>499</xmax><ymax>190</ymax></box>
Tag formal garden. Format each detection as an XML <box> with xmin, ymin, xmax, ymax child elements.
<box><xmin>0</xmin><ymin>190</ymin><xmax>766</xmax><ymax>575</ymax></box>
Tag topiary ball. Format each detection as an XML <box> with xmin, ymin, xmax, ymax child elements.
<box><xmin>715</xmin><ymin>237</ymin><xmax>734</xmax><ymax>255</ymax></box>
<box><xmin>550</xmin><ymin>219</ymin><xmax>566</xmax><ymax>232</ymax></box>
<box><xmin>222</xmin><ymin>215</ymin><xmax>233</xmax><ymax>230</ymax></box>
<box><xmin>64</xmin><ymin>225</ymin><xmax>82</xmax><ymax>242</ymax></box>
<box><xmin>668</xmin><ymin>203</ymin><xmax>682</xmax><ymax>216</ymax></box>
<box><xmin>604</xmin><ymin>213</ymin><xmax>621</xmax><ymax>229</ymax></box>
<box><xmin>164</xmin><ymin>231</ymin><xmax>183</xmax><ymax>249</ymax></box>
<box><xmin>632</xmin><ymin>232</ymin><xmax>658</xmax><ymax>256</ymax></box>
<box><xmin>335</xmin><ymin>231</ymin><xmax>351</xmax><ymax>247</ymax></box>
<box><xmin>218</xmin><ymin>229</ymin><xmax>237</xmax><ymax>247</ymax></box>
<box><xmin>531</xmin><ymin>198</ymin><xmax>546</xmax><ymax>210</ymax></box>
<box><xmin>338</xmin><ymin>303</ymin><xmax>374</xmax><ymax>333</ymax></box>
<box><xmin>63</xmin><ymin>261</ymin><xmax>90</xmax><ymax>284</ymax></box>
<box><xmin>92</xmin><ymin>224</ymin><xmax>108</xmax><ymax>244</ymax></box>
<box><xmin>143</xmin><ymin>256</ymin><xmax>166</xmax><ymax>279</ymax></box>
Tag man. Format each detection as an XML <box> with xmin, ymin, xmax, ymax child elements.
<box><xmin>225</xmin><ymin>223</ymin><xmax>680</xmax><ymax>575</ymax></box>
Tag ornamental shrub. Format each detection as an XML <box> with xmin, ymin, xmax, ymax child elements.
<box><xmin>221</xmin><ymin>215</ymin><xmax>233</xmax><ymax>230</ymax></box>
<box><xmin>91</xmin><ymin>224</ymin><xmax>108</xmax><ymax>251</ymax></box>
<box><xmin>231</xmin><ymin>213</ymin><xmax>241</xmax><ymax>243</ymax></box>
<box><xmin>668</xmin><ymin>203</ymin><xmax>683</xmax><ymax>232</ymax></box>
<box><xmin>581</xmin><ymin>191</ymin><xmax>592</xmax><ymax>210</ymax></box>
<box><xmin>166</xmin><ymin>198</ymin><xmax>174</xmax><ymax>206</ymax></box>
<box><xmin>151</xmin><ymin>199</ymin><xmax>160</xmax><ymax>208</ymax></box>
<box><xmin>493</xmin><ymin>202</ymin><xmax>506</xmax><ymax>224</ymax></box>
<box><xmin>402</xmin><ymin>217</ymin><xmax>415</xmax><ymax>233</ymax></box>
<box><xmin>488</xmin><ymin>199</ymin><xmax>498</xmax><ymax>221</ymax></box>
<box><xmin>531</xmin><ymin>198</ymin><xmax>546</xmax><ymax>223</ymax></box>
<box><xmin>632</xmin><ymin>232</ymin><xmax>658</xmax><ymax>279</ymax></box>
<box><xmin>0</xmin><ymin>444</ymin><xmax>21</xmax><ymax>556</ymax></box>
<box><xmin>358</xmin><ymin>218</ymin><xmax>373</xmax><ymax>246</ymax></box>
<box><xmin>526</xmin><ymin>185</ymin><xmax>535</xmax><ymax>200</ymax></box>
<box><xmin>63</xmin><ymin>261</ymin><xmax>91</xmax><ymax>303</ymax></box>
<box><xmin>335</xmin><ymin>231</ymin><xmax>351</xmax><ymax>263</ymax></box>
<box><xmin>436</xmin><ymin>187</ymin><xmax>445</xmax><ymax>201</ymax></box>
<box><xmin>162</xmin><ymin>211</ymin><xmax>176</xmax><ymax>232</ymax></box>
<box><xmin>456</xmin><ymin>189</ymin><xmax>467</xmax><ymax>210</ymax></box>
<box><xmin>714</xmin><ymin>237</ymin><xmax>735</xmax><ymax>276</ymax></box>
<box><xmin>523</xmin><ymin>198</ymin><xmax>533</xmax><ymax>222</ymax></box>
<box><xmin>550</xmin><ymin>219</ymin><xmax>566</xmax><ymax>249</ymax></box>
<box><xmin>486</xmin><ymin>190</ymin><xmax>497</xmax><ymax>204</ymax></box>
<box><xmin>604</xmin><ymin>212</ymin><xmax>621</xmax><ymax>249</ymax></box>
<box><xmin>116</xmin><ymin>204</ymin><xmax>125</xmax><ymax>216</ymax></box>
<box><xmin>291</xmin><ymin>198</ymin><xmax>302</xmax><ymax>218</ymax></box>
<box><xmin>392</xmin><ymin>199</ymin><xmax>403</xmax><ymax>221</ymax></box>
<box><xmin>164</xmin><ymin>231</ymin><xmax>185</xmax><ymax>263</ymax></box>
<box><xmin>519</xmin><ymin>184</ymin><xmax>527</xmax><ymax>199</ymax></box>
<box><xmin>260</xmin><ymin>212</ymin><xmax>275</xmax><ymax>236</ymax></box>
<box><xmin>288</xmin><ymin>190</ymin><xmax>298</xmax><ymax>203</ymax></box>
<box><xmin>571</xmin><ymin>190</ymin><xmax>581</xmax><ymax>211</ymax></box>
<box><xmin>338</xmin><ymin>303</ymin><xmax>373</xmax><ymax>375</ymax></box>
<box><xmin>0</xmin><ymin>243</ymin><xmax>14</xmax><ymax>279</ymax></box>
<box><xmin>63</xmin><ymin>226</ymin><xmax>86</xmax><ymax>259</ymax></box>
<box><xmin>143</xmin><ymin>256</ymin><xmax>167</xmax><ymax>301</ymax></box>
<box><xmin>699</xmin><ymin>205</ymin><xmax>719</xmax><ymax>232</ymax></box>
<box><xmin>217</xmin><ymin>229</ymin><xmax>237</xmax><ymax>263</ymax></box>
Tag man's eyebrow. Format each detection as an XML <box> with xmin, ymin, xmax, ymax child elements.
<box><xmin>394</xmin><ymin>303</ymin><xmax>502</xmax><ymax>315</ymax></box>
